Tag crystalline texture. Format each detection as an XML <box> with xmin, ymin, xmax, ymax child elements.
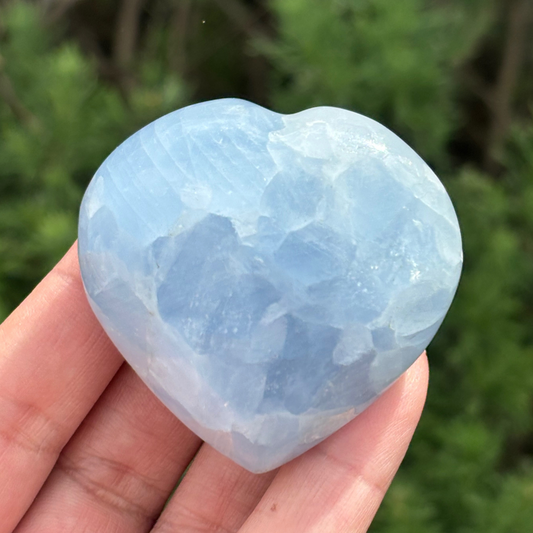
<box><xmin>78</xmin><ymin>99</ymin><xmax>462</xmax><ymax>472</ymax></box>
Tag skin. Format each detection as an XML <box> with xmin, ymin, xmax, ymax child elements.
<box><xmin>0</xmin><ymin>243</ymin><xmax>429</xmax><ymax>533</ymax></box>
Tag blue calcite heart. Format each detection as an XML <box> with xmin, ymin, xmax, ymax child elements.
<box><xmin>78</xmin><ymin>99</ymin><xmax>462</xmax><ymax>472</ymax></box>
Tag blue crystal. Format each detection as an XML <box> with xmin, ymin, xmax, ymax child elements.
<box><xmin>78</xmin><ymin>99</ymin><xmax>462</xmax><ymax>472</ymax></box>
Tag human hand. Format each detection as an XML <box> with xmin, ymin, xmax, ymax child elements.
<box><xmin>0</xmin><ymin>244</ymin><xmax>428</xmax><ymax>533</ymax></box>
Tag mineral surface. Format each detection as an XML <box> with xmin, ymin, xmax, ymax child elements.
<box><xmin>78</xmin><ymin>99</ymin><xmax>462</xmax><ymax>472</ymax></box>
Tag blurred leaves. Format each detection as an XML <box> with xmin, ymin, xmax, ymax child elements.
<box><xmin>0</xmin><ymin>1</ymin><xmax>187</xmax><ymax>318</ymax></box>
<box><xmin>264</xmin><ymin>0</ymin><xmax>494</xmax><ymax>161</ymax></box>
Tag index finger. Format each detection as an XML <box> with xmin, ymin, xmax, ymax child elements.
<box><xmin>0</xmin><ymin>244</ymin><xmax>123</xmax><ymax>532</ymax></box>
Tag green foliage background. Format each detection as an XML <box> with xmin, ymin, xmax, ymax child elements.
<box><xmin>1</xmin><ymin>0</ymin><xmax>533</xmax><ymax>530</ymax></box>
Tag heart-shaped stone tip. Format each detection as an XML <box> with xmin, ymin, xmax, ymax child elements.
<box><xmin>78</xmin><ymin>98</ymin><xmax>462</xmax><ymax>473</ymax></box>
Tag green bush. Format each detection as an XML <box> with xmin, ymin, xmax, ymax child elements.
<box><xmin>0</xmin><ymin>2</ymin><xmax>187</xmax><ymax>318</ymax></box>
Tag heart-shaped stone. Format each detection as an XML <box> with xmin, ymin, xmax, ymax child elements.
<box><xmin>78</xmin><ymin>99</ymin><xmax>462</xmax><ymax>473</ymax></box>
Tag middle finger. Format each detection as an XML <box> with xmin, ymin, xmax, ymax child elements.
<box><xmin>15</xmin><ymin>365</ymin><xmax>202</xmax><ymax>533</ymax></box>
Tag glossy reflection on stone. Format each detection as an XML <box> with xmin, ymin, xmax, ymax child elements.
<box><xmin>78</xmin><ymin>99</ymin><xmax>462</xmax><ymax>472</ymax></box>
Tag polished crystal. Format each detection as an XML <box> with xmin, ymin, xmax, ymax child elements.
<box><xmin>78</xmin><ymin>99</ymin><xmax>462</xmax><ymax>472</ymax></box>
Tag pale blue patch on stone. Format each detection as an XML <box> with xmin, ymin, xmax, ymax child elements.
<box><xmin>78</xmin><ymin>98</ymin><xmax>462</xmax><ymax>473</ymax></box>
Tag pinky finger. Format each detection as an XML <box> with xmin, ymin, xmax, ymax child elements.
<box><xmin>238</xmin><ymin>354</ymin><xmax>429</xmax><ymax>533</ymax></box>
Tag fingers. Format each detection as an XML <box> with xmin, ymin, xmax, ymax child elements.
<box><xmin>153</xmin><ymin>355</ymin><xmax>427</xmax><ymax>533</ymax></box>
<box><xmin>14</xmin><ymin>365</ymin><xmax>202</xmax><ymax>533</ymax></box>
<box><xmin>0</xmin><ymin>244</ymin><xmax>124</xmax><ymax>533</ymax></box>
<box><xmin>0</xmin><ymin>244</ymin><xmax>428</xmax><ymax>533</ymax></box>
<box><xmin>152</xmin><ymin>446</ymin><xmax>276</xmax><ymax>533</ymax></box>
<box><xmin>238</xmin><ymin>354</ymin><xmax>429</xmax><ymax>533</ymax></box>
